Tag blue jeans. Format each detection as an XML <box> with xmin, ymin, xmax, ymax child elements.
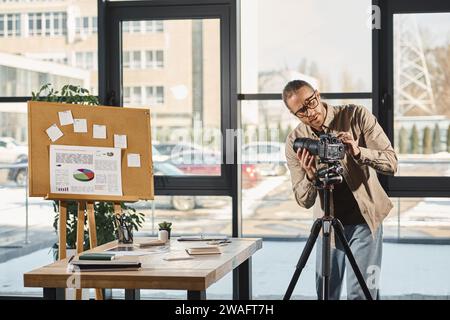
<box><xmin>316</xmin><ymin>223</ymin><xmax>382</xmax><ymax>300</ymax></box>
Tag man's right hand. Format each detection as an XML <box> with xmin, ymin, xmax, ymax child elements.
<box><xmin>296</xmin><ymin>148</ymin><xmax>317</xmax><ymax>181</ymax></box>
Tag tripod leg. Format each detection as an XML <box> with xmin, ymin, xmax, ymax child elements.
<box><xmin>321</xmin><ymin>219</ymin><xmax>332</xmax><ymax>300</ymax></box>
<box><xmin>332</xmin><ymin>220</ymin><xmax>373</xmax><ymax>300</ymax></box>
<box><xmin>283</xmin><ymin>219</ymin><xmax>322</xmax><ymax>300</ymax></box>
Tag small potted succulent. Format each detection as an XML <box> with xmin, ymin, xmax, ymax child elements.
<box><xmin>158</xmin><ymin>221</ymin><xmax>172</xmax><ymax>239</ymax></box>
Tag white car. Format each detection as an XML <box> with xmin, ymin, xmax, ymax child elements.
<box><xmin>242</xmin><ymin>141</ymin><xmax>287</xmax><ymax>176</ymax></box>
<box><xmin>0</xmin><ymin>137</ymin><xmax>28</xmax><ymax>164</ymax></box>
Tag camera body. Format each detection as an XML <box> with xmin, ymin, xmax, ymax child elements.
<box><xmin>293</xmin><ymin>133</ymin><xmax>345</xmax><ymax>162</ymax></box>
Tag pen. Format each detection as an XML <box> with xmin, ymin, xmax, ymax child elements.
<box><xmin>68</xmin><ymin>255</ymin><xmax>75</xmax><ymax>263</ymax></box>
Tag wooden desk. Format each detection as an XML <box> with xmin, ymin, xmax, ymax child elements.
<box><xmin>24</xmin><ymin>237</ymin><xmax>262</xmax><ymax>300</ymax></box>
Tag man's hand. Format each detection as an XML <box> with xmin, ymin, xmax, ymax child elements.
<box><xmin>337</xmin><ymin>131</ymin><xmax>360</xmax><ymax>157</ymax></box>
<box><xmin>296</xmin><ymin>148</ymin><xmax>317</xmax><ymax>181</ymax></box>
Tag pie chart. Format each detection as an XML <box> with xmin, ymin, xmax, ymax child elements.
<box><xmin>73</xmin><ymin>169</ymin><xmax>95</xmax><ymax>182</ymax></box>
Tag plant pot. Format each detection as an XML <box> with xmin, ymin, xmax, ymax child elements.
<box><xmin>159</xmin><ymin>228</ymin><xmax>171</xmax><ymax>240</ymax></box>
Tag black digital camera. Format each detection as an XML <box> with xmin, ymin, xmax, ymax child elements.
<box><xmin>293</xmin><ymin>133</ymin><xmax>345</xmax><ymax>162</ymax></box>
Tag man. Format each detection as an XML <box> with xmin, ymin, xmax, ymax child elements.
<box><xmin>283</xmin><ymin>79</ymin><xmax>397</xmax><ymax>300</ymax></box>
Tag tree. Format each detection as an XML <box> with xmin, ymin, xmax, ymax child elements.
<box><xmin>433</xmin><ymin>123</ymin><xmax>441</xmax><ymax>153</ymax></box>
<box><xmin>410</xmin><ymin>125</ymin><xmax>420</xmax><ymax>154</ymax></box>
<box><xmin>423</xmin><ymin>126</ymin><xmax>432</xmax><ymax>154</ymax></box>
<box><xmin>398</xmin><ymin>126</ymin><xmax>409</xmax><ymax>154</ymax></box>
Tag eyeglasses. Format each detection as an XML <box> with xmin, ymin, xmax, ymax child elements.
<box><xmin>291</xmin><ymin>90</ymin><xmax>319</xmax><ymax>118</ymax></box>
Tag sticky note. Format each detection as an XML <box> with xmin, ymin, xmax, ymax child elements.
<box><xmin>73</xmin><ymin>119</ymin><xmax>87</xmax><ymax>133</ymax></box>
<box><xmin>46</xmin><ymin>124</ymin><xmax>63</xmax><ymax>142</ymax></box>
<box><xmin>127</xmin><ymin>153</ymin><xmax>141</xmax><ymax>167</ymax></box>
<box><xmin>114</xmin><ymin>134</ymin><xmax>127</xmax><ymax>149</ymax></box>
<box><xmin>58</xmin><ymin>110</ymin><xmax>74</xmax><ymax>126</ymax></box>
<box><xmin>93</xmin><ymin>124</ymin><xmax>107</xmax><ymax>139</ymax></box>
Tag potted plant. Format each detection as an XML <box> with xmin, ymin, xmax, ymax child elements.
<box><xmin>158</xmin><ymin>221</ymin><xmax>172</xmax><ymax>239</ymax></box>
<box><xmin>32</xmin><ymin>84</ymin><xmax>145</xmax><ymax>259</ymax></box>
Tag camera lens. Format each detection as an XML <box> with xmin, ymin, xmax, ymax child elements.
<box><xmin>293</xmin><ymin>138</ymin><xmax>319</xmax><ymax>155</ymax></box>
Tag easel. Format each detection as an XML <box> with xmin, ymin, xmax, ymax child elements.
<box><xmin>47</xmin><ymin>194</ymin><xmax>139</xmax><ymax>300</ymax></box>
<box><xmin>28</xmin><ymin>101</ymin><xmax>154</xmax><ymax>300</ymax></box>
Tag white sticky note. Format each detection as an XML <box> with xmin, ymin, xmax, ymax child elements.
<box><xmin>73</xmin><ymin>119</ymin><xmax>87</xmax><ymax>133</ymax></box>
<box><xmin>114</xmin><ymin>134</ymin><xmax>127</xmax><ymax>149</ymax></box>
<box><xmin>45</xmin><ymin>124</ymin><xmax>63</xmax><ymax>142</ymax></box>
<box><xmin>127</xmin><ymin>153</ymin><xmax>141</xmax><ymax>167</ymax></box>
<box><xmin>93</xmin><ymin>124</ymin><xmax>107</xmax><ymax>139</ymax></box>
<box><xmin>58</xmin><ymin>110</ymin><xmax>74</xmax><ymax>126</ymax></box>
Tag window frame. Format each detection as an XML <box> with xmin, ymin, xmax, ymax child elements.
<box><xmin>100</xmin><ymin>0</ymin><xmax>237</xmax><ymax>196</ymax></box>
<box><xmin>374</xmin><ymin>0</ymin><xmax>450</xmax><ymax>197</ymax></box>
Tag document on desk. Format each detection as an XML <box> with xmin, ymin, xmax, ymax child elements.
<box><xmin>50</xmin><ymin>145</ymin><xmax>122</xmax><ymax>196</ymax></box>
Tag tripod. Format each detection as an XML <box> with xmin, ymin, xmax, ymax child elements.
<box><xmin>283</xmin><ymin>162</ymin><xmax>373</xmax><ymax>300</ymax></box>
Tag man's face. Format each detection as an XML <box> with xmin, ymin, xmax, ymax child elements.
<box><xmin>286</xmin><ymin>87</ymin><xmax>326</xmax><ymax>130</ymax></box>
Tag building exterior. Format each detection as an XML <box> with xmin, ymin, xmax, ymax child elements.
<box><xmin>0</xmin><ymin>0</ymin><xmax>221</xmax><ymax>143</ymax></box>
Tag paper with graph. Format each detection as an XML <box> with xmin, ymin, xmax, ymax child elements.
<box><xmin>49</xmin><ymin>145</ymin><xmax>122</xmax><ymax>196</ymax></box>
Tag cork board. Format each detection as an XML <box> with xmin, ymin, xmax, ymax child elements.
<box><xmin>27</xmin><ymin>101</ymin><xmax>154</xmax><ymax>201</ymax></box>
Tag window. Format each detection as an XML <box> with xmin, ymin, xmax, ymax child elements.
<box><xmin>145</xmin><ymin>50</ymin><xmax>164</xmax><ymax>69</ymax></box>
<box><xmin>133</xmin><ymin>87</ymin><xmax>142</xmax><ymax>104</ymax></box>
<box><xmin>131</xmin><ymin>51</ymin><xmax>141</xmax><ymax>69</ymax></box>
<box><xmin>393</xmin><ymin>13</ymin><xmax>450</xmax><ymax>177</ymax></box>
<box><xmin>240</xmin><ymin>0</ymin><xmax>371</xmax><ymax>93</ymax></box>
<box><xmin>0</xmin><ymin>4</ymin><xmax>98</xmax><ymax>96</ymax></box>
<box><xmin>74</xmin><ymin>51</ymin><xmax>97</xmax><ymax>70</ymax></box>
<box><xmin>145</xmin><ymin>86</ymin><xmax>164</xmax><ymax>105</ymax></box>
<box><xmin>144</xmin><ymin>20</ymin><xmax>164</xmax><ymax>33</ymax></box>
<box><xmin>28</xmin><ymin>12</ymin><xmax>66</xmax><ymax>37</ymax></box>
<box><xmin>1</xmin><ymin>13</ymin><xmax>21</xmax><ymax>37</ymax></box>
<box><xmin>122</xmin><ymin>19</ymin><xmax>221</xmax><ymax>178</ymax></box>
<box><xmin>0</xmin><ymin>15</ymin><xmax>4</xmax><ymax>37</ymax></box>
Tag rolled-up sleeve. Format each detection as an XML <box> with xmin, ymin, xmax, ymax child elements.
<box><xmin>353</xmin><ymin>106</ymin><xmax>398</xmax><ymax>175</ymax></box>
<box><xmin>285</xmin><ymin>133</ymin><xmax>317</xmax><ymax>209</ymax></box>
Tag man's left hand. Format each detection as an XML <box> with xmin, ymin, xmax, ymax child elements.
<box><xmin>336</xmin><ymin>132</ymin><xmax>360</xmax><ymax>157</ymax></box>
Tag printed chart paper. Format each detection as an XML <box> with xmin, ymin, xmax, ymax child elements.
<box><xmin>50</xmin><ymin>145</ymin><xmax>122</xmax><ymax>196</ymax></box>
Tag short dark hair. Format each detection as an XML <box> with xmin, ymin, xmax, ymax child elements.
<box><xmin>282</xmin><ymin>80</ymin><xmax>314</xmax><ymax>106</ymax></box>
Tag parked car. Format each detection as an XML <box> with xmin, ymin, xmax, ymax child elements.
<box><xmin>0</xmin><ymin>137</ymin><xmax>28</xmax><ymax>186</ymax></box>
<box><xmin>153</xmin><ymin>142</ymin><xmax>207</xmax><ymax>157</ymax></box>
<box><xmin>153</xmin><ymin>161</ymin><xmax>197</xmax><ymax>211</ymax></box>
<box><xmin>7</xmin><ymin>157</ymin><xmax>28</xmax><ymax>187</ymax></box>
<box><xmin>167</xmin><ymin>149</ymin><xmax>260</xmax><ymax>188</ymax></box>
<box><xmin>0</xmin><ymin>137</ymin><xmax>28</xmax><ymax>164</ymax></box>
<box><xmin>168</xmin><ymin>149</ymin><xmax>221</xmax><ymax>175</ymax></box>
<box><xmin>242</xmin><ymin>141</ymin><xmax>287</xmax><ymax>176</ymax></box>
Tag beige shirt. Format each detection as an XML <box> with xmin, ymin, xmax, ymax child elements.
<box><xmin>285</xmin><ymin>103</ymin><xmax>398</xmax><ymax>236</ymax></box>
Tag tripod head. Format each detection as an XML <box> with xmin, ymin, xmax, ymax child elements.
<box><xmin>315</xmin><ymin>160</ymin><xmax>343</xmax><ymax>189</ymax></box>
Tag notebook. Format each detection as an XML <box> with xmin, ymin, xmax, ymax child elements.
<box><xmin>185</xmin><ymin>245</ymin><xmax>221</xmax><ymax>255</ymax></box>
<box><xmin>68</xmin><ymin>260</ymin><xmax>141</xmax><ymax>272</ymax></box>
<box><xmin>134</xmin><ymin>239</ymin><xmax>166</xmax><ymax>248</ymax></box>
<box><xmin>79</xmin><ymin>253</ymin><xmax>115</xmax><ymax>261</ymax></box>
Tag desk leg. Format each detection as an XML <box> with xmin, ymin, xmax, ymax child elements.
<box><xmin>43</xmin><ymin>288</ymin><xmax>65</xmax><ymax>300</ymax></box>
<box><xmin>125</xmin><ymin>289</ymin><xmax>140</xmax><ymax>300</ymax></box>
<box><xmin>233</xmin><ymin>257</ymin><xmax>252</xmax><ymax>300</ymax></box>
<box><xmin>187</xmin><ymin>290</ymin><xmax>206</xmax><ymax>300</ymax></box>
